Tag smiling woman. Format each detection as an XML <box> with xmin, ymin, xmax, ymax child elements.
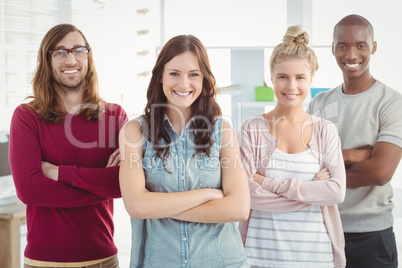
<box><xmin>118</xmin><ymin>34</ymin><xmax>250</xmax><ymax>267</ymax></box>
<box><xmin>162</xmin><ymin>51</ymin><xmax>203</xmax><ymax>124</ymax></box>
<box><xmin>271</xmin><ymin>58</ymin><xmax>312</xmax><ymax>110</ymax></box>
<box><xmin>239</xmin><ymin>25</ymin><xmax>346</xmax><ymax>268</ymax></box>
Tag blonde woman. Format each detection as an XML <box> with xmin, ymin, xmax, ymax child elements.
<box><xmin>239</xmin><ymin>25</ymin><xmax>346</xmax><ymax>268</ymax></box>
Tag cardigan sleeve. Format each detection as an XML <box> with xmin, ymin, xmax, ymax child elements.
<box><xmin>239</xmin><ymin>118</ymin><xmax>312</xmax><ymax>212</ymax></box>
<box><xmin>57</xmin><ymin>106</ymin><xmax>128</xmax><ymax>198</ymax></box>
<box><xmin>9</xmin><ymin>105</ymin><xmax>107</xmax><ymax>208</ymax></box>
<box><xmin>261</xmin><ymin>119</ymin><xmax>346</xmax><ymax>206</ymax></box>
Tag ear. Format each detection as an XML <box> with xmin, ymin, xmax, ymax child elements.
<box><xmin>270</xmin><ymin>76</ymin><xmax>274</xmax><ymax>84</ymax></box>
<box><xmin>371</xmin><ymin>41</ymin><xmax>377</xmax><ymax>55</ymax></box>
<box><xmin>331</xmin><ymin>42</ymin><xmax>335</xmax><ymax>56</ymax></box>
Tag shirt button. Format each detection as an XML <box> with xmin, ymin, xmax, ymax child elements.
<box><xmin>182</xmin><ymin>237</ymin><xmax>187</xmax><ymax>241</ymax></box>
<box><xmin>181</xmin><ymin>176</ymin><xmax>184</xmax><ymax>180</ymax></box>
<box><xmin>184</xmin><ymin>260</ymin><xmax>188</xmax><ymax>263</ymax></box>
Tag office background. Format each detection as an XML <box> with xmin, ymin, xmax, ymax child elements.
<box><xmin>0</xmin><ymin>0</ymin><xmax>401</xmax><ymax>266</ymax></box>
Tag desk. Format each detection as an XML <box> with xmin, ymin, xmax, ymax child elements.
<box><xmin>0</xmin><ymin>202</ymin><xmax>26</xmax><ymax>268</ymax></box>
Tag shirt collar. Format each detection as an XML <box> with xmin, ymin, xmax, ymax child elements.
<box><xmin>163</xmin><ymin>113</ymin><xmax>197</xmax><ymax>132</ymax></box>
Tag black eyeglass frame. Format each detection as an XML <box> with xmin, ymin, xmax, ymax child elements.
<box><xmin>48</xmin><ymin>46</ymin><xmax>91</xmax><ymax>59</ymax></box>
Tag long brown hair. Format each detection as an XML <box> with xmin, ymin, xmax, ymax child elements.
<box><xmin>29</xmin><ymin>24</ymin><xmax>102</xmax><ymax>123</ymax></box>
<box><xmin>143</xmin><ymin>34</ymin><xmax>222</xmax><ymax>160</ymax></box>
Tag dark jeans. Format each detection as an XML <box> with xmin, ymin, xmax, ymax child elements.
<box><xmin>24</xmin><ymin>254</ymin><xmax>119</xmax><ymax>268</ymax></box>
<box><xmin>345</xmin><ymin>227</ymin><xmax>398</xmax><ymax>268</ymax></box>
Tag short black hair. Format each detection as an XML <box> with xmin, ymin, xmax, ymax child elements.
<box><xmin>333</xmin><ymin>14</ymin><xmax>374</xmax><ymax>41</ymax></box>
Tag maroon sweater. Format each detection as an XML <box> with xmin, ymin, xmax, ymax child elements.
<box><xmin>9</xmin><ymin>103</ymin><xmax>128</xmax><ymax>262</ymax></box>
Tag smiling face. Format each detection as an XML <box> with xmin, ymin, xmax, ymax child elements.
<box><xmin>161</xmin><ymin>51</ymin><xmax>203</xmax><ymax>115</ymax></box>
<box><xmin>271</xmin><ymin>58</ymin><xmax>312</xmax><ymax>109</ymax></box>
<box><xmin>50</xmin><ymin>31</ymin><xmax>88</xmax><ymax>92</ymax></box>
<box><xmin>332</xmin><ymin>24</ymin><xmax>377</xmax><ymax>83</ymax></box>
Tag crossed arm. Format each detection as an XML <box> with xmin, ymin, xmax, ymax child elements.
<box><xmin>253</xmin><ymin>167</ymin><xmax>331</xmax><ymax>185</ymax></box>
<box><xmin>42</xmin><ymin>149</ymin><xmax>121</xmax><ymax>180</ymax></box>
<box><xmin>342</xmin><ymin>142</ymin><xmax>402</xmax><ymax>188</ymax></box>
<box><xmin>10</xmin><ymin>104</ymin><xmax>127</xmax><ymax>205</ymax></box>
<box><xmin>9</xmin><ymin>111</ymin><xmax>107</xmax><ymax>207</ymax></box>
<box><xmin>252</xmin><ymin>166</ymin><xmax>342</xmax><ymax>209</ymax></box>
<box><xmin>240</xmin><ymin>120</ymin><xmax>345</xmax><ymax>213</ymax></box>
<box><xmin>118</xmin><ymin>119</ymin><xmax>250</xmax><ymax>223</ymax></box>
<box><xmin>41</xmin><ymin>148</ymin><xmax>122</xmax><ymax>198</ymax></box>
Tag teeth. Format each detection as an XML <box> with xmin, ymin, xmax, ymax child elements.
<box><xmin>175</xmin><ymin>91</ymin><xmax>191</xmax><ymax>96</ymax></box>
<box><xmin>284</xmin><ymin>94</ymin><xmax>297</xmax><ymax>99</ymax></box>
<box><xmin>63</xmin><ymin>70</ymin><xmax>78</xmax><ymax>74</ymax></box>
<box><xmin>346</xmin><ymin>63</ymin><xmax>359</xmax><ymax>68</ymax></box>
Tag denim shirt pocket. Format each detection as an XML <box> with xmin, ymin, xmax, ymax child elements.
<box><xmin>143</xmin><ymin>156</ymin><xmax>165</xmax><ymax>191</ymax></box>
<box><xmin>197</xmin><ymin>153</ymin><xmax>222</xmax><ymax>189</ymax></box>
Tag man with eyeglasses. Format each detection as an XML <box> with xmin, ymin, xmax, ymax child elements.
<box><xmin>9</xmin><ymin>24</ymin><xmax>127</xmax><ymax>268</ymax></box>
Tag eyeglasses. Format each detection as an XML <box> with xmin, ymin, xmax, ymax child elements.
<box><xmin>49</xmin><ymin>46</ymin><xmax>90</xmax><ymax>63</ymax></box>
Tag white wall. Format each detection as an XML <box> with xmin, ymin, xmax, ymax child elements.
<box><xmin>5</xmin><ymin>1</ymin><xmax>401</xmax><ymax>266</ymax></box>
<box><xmin>310</xmin><ymin>0</ymin><xmax>402</xmax><ymax>91</ymax></box>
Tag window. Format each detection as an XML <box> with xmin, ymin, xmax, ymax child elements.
<box><xmin>0</xmin><ymin>0</ymin><xmax>59</xmax><ymax>130</ymax></box>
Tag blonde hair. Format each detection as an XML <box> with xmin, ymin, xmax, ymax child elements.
<box><xmin>270</xmin><ymin>25</ymin><xmax>319</xmax><ymax>76</ymax></box>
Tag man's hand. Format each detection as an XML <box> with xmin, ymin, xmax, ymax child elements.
<box><xmin>344</xmin><ymin>142</ymin><xmax>401</xmax><ymax>188</ymax></box>
<box><xmin>106</xmin><ymin>148</ymin><xmax>121</xmax><ymax>167</ymax></box>
<box><xmin>42</xmin><ymin>161</ymin><xmax>59</xmax><ymax>181</ymax></box>
<box><xmin>343</xmin><ymin>145</ymin><xmax>373</xmax><ymax>167</ymax></box>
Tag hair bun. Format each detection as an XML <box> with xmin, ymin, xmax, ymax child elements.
<box><xmin>282</xmin><ymin>25</ymin><xmax>309</xmax><ymax>46</ymax></box>
<box><xmin>269</xmin><ymin>24</ymin><xmax>318</xmax><ymax>76</ymax></box>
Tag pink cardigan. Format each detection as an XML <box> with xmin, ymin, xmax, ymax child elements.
<box><xmin>239</xmin><ymin>114</ymin><xmax>346</xmax><ymax>268</ymax></box>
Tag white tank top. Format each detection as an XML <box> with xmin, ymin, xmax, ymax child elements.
<box><xmin>245</xmin><ymin>148</ymin><xmax>334</xmax><ymax>268</ymax></box>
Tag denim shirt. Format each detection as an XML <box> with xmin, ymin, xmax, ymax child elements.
<box><xmin>130</xmin><ymin>115</ymin><xmax>247</xmax><ymax>268</ymax></box>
